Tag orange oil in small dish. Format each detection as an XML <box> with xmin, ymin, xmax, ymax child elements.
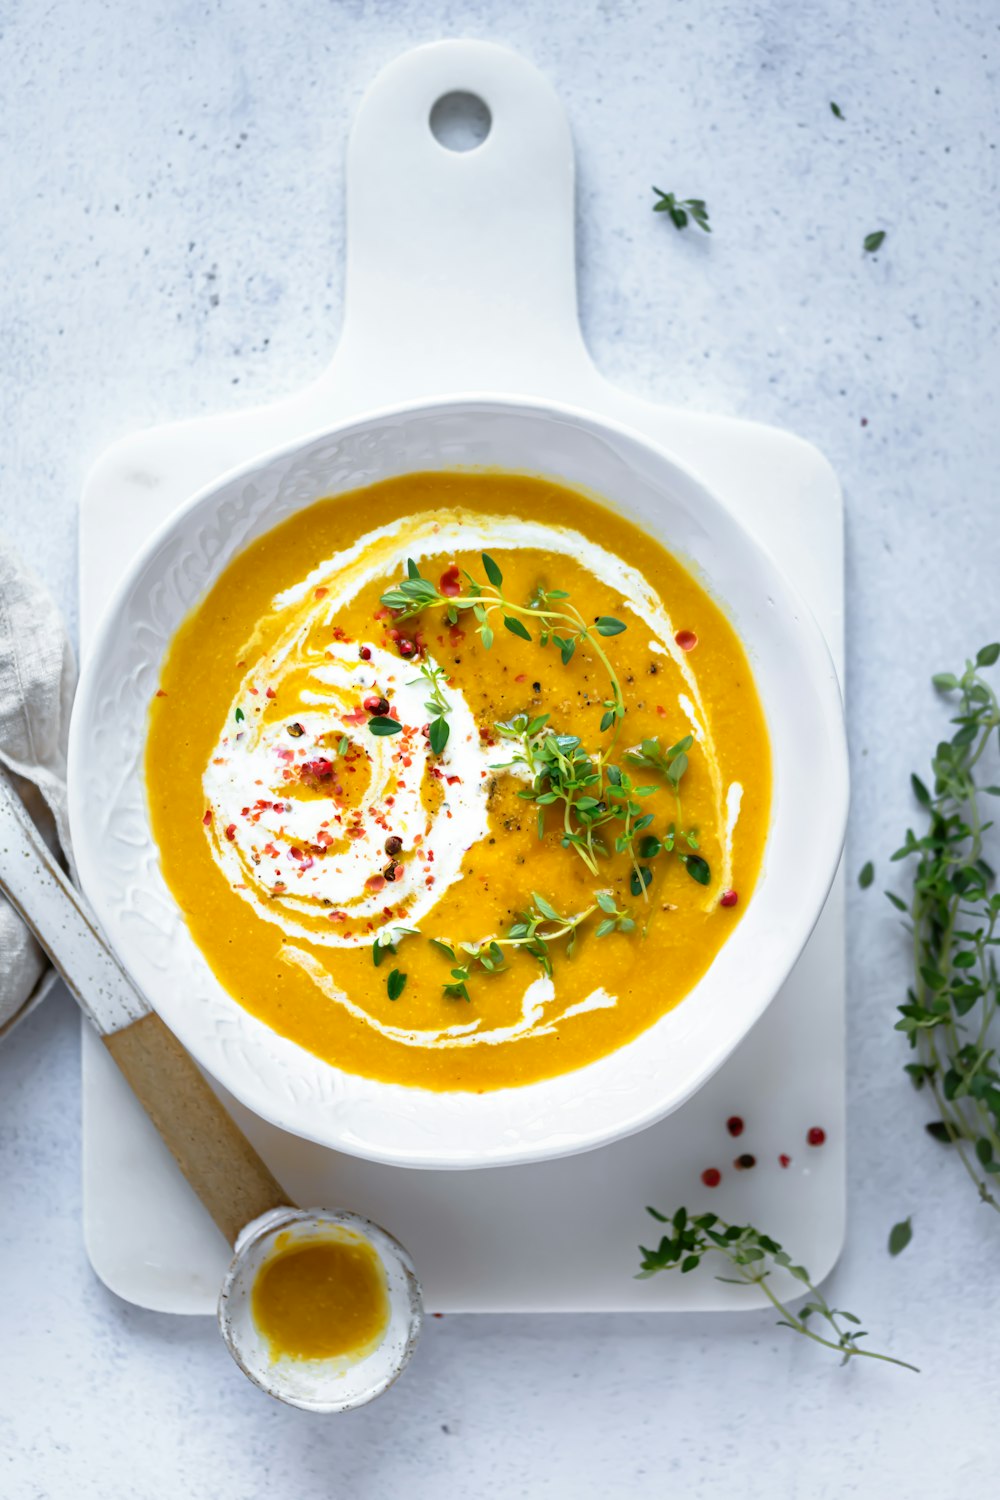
<box><xmin>251</xmin><ymin>1228</ymin><xmax>391</xmax><ymax>1363</ymax></box>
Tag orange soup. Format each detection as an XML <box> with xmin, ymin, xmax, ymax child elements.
<box><xmin>146</xmin><ymin>472</ymin><xmax>770</xmax><ymax>1091</ymax></box>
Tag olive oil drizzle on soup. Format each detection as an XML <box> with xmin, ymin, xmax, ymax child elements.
<box><xmin>146</xmin><ymin>472</ymin><xmax>771</xmax><ymax>1092</ymax></box>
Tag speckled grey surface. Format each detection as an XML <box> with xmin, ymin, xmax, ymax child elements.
<box><xmin>2</xmin><ymin>1</ymin><xmax>999</xmax><ymax>1496</ymax></box>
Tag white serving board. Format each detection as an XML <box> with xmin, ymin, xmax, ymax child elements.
<box><xmin>79</xmin><ymin>40</ymin><xmax>845</xmax><ymax>1314</ymax></box>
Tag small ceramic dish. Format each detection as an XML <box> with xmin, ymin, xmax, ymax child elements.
<box><xmin>68</xmin><ymin>395</ymin><xmax>848</xmax><ymax>1169</ymax></box>
<box><xmin>219</xmin><ymin>1208</ymin><xmax>422</xmax><ymax>1412</ymax></box>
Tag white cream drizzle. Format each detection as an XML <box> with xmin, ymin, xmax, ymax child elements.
<box><xmin>204</xmin><ymin>638</ymin><xmax>491</xmax><ymax>945</ymax></box>
<box><xmin>282</xmin><ymin>945</ymin><xmax>617</xmax><ymax>1049</ymax></box>
<box><xmin>201</xmin><ymin>507</ymin><xmax>744</xmax><ymax>1050</ymax></box>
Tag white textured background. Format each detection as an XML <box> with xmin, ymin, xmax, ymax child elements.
<box><xmin>2</xmin><ymin>2</ymin><xmax>999</xmax><ymax>1496</ymax></box>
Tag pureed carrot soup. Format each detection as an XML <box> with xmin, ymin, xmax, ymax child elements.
<box><xmin>146</xmin><ymin>472</ymin><xmax>771</xmax><ymax>1092</ymax></box>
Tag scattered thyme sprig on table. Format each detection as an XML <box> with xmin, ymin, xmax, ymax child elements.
<box><xmin>638</xmin><ymin>1209</ymin><xmax>918</xmax><ymax>1372</ymax></box>
<box><xmin>887</xmin><ymin>644</ymin><xmax>1000</xmax><ymax>1211</ymax></box>
<box><xmin>652</xmin><ymin>188</ymin><xmax>711</xmax><ymax>233</ymax></box>
<box><xmin>380</xmin><ymin>554</ymin><xmax>628</xmax><ymax>749</ymax></box>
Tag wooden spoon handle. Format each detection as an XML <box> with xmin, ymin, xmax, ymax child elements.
<box><xmin>0</xmin><ymin>769</ymin><xmax>291</xmax><ymax>1246</ymax></box>
<box><xmin>104</xmin><ymin>1013</ymin><xmax>289</xmax><ymax>1247</ymax></box>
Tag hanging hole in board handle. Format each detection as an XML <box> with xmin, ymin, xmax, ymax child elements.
<box><xmin>429</xmin><ymin>91</ymin><xmax>492</xmax><ymax>152</ymax></box>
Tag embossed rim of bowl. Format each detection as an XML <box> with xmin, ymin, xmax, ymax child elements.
<box><xmin>68</xmin><ymin>395</ymin><xmax>848</xmax><ymax>1169</ymax></box>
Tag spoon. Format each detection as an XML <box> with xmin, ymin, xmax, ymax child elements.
<box><xmin>0</xmin><ymin>768</ymin><xmax>422</xmax><ymax>1409</ymax></box>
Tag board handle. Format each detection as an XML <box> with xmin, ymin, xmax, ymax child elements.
<box><xmin>104</xmin><ymin>1014</ymin><xmax>289</xmax><ymax>1248</ymax></box>
<box><xmin>331</xmin><ymin>40</ymin><xmax>596</xmax><ymax>401</ymax></box>
<box><xmin>0</xmin><ymin>769</ymin><xmax>290</xmax><ymax>1248</ymax></box>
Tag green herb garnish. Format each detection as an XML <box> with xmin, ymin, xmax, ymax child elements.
<box><xmin>888</xmin><ymin>1218</ymin><xmax>913</xmax><ymax>1256</ymax></box>
<box><xmin>234</xmin><ymin>707</ymin><xmax>245</xmax><ymax>723</ymax></box>
<box><xmin>652</xmin><ymin>188</ymin><xmax>711</xmax><ymax>233</ymax></box>
<box><xmin>888</xmin><ymin>645</ymin><xmax>1000</xmax><ymax>1211</ymax></box>
<box><xmin>430</xmin><ymin>893</ymin><xmax>623</xmax><ymax>1002</ymax></box>
<box><xmin>830</xmin><ymin>101</ymin><xmax>844</xmax><ymax>119</ymax></box>
<box><xmin>372</xmin><ymin>925</ymin><xmax>417</xmax><ymax>968</ymax></box>
<box><xmin>680</xmin><ymin>852</ymin><xmax>711</xmax><ymax>886</ymax></box>
<box><xmin>593</xmin><ymin>889</ymin><xmax>636</xmax><ymax>937</ymax></box>
<box><xmin>638</xmin><ymin>1209</ymin><xmax>917</xmax><ymax>1372</ymax></box>
<box><xmin>386</xmin><ymin>968</ymin><xmax>407</xmax><ymax>1001</ymax></box>
<box><xmin>381</xmin><ymin>555</ymin><xmax>627</xmax><ymax>747</ymax></box>
<box><xmin>625</xmin><ymin>734</ymin><xmax>692</xmax><ymax>817</ymax></box>
<box><xmin>410</xmin><ymin>659</ymin><xmax>452</xmax><ymax>754</ymax></box>
<box><xmin>859</xmin><ymin>860</ymin><xmax>875</xmax><ymax>889</ymax></box>
<box><xmin>493</xmin><ymin>723</ymin><xmax>662</xmax><ymax>892</ymax></box>
<box><xmin>367</xmin><ymin>715</ymin><xmax>403</xmax><ymax>736</ymax></box>
<box><xmin>864</xmin><ymin>230</ymin><xmax>886</xmax><ymax>253</ymax></box>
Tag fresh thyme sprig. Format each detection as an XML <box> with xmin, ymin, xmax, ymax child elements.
<box><xmin>652</xmin><ymin>188</ymin><xmax>711</xmax><ymax>233</ymax></box>
<box><xmin>493</xmin><ymin>717</ymin><xmax>605</xmax><ymax>874</ymax></box>
<box><xmin>380</xmin><ymin>554</ymin><xmax>628</xmax><ymax>749</ymax></box>
<box><xmin>593</xmin><ymin>889</ymin><xmax>636</xmax><ymax>937</ymax></box>
<box><xmin>431</xmin><ymin>938</ymin><xmax>506</xmax><ymax>1004</ymax></box>
<box><xmin>410</xmin><ymin>660</ymin><xmax>452</xmax><ymax>754</ymax></box>
<box><xmin>622</xmin><ymin>735</ymin><xmax>710</xmax><ymax>887</ymax></box>
<box><xmin>604</xmin><ymin>763</ymin><xmax>659</xmax><ymax>893</ymax></box>
<box><xmin>491</xmin><ymin>719</ymin><xmax>667</xmax><ymax>895</ymax></box>
<box><xmin>887</xmin><ymin>644</ymin><xmax>1000</xmax><ymax>1211</ymax></box>
<box><xmin>638</xmin><ymin>1209</ymin><xmax>918</xmax><ymax>1373</ymax></box>
<box><xmin>428</xmin><ymin>892</ymin><xmax>631</xmax><ymax>1002</ymax></box>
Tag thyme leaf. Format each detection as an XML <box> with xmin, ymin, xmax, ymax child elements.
<box><xmin>652</xmin><ymin>188</ymin><xmax>711</xmax><ymax>233</ymax></box>
<box><xmin>888</xmin><ymin>1218</ymin><xmax>913</xmax><ymax>1256</ymax></box>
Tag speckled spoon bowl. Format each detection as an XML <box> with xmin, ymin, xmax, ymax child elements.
<box><xmin>67</xmin><ymin>395</ymin><xmax>849</xmax><ymax>1169</ymax></box>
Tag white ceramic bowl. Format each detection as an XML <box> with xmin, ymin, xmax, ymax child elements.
<box><xmin>68</xmin><ymin>396</ymin><xmax>848</xmax><ymax>1169</ymax></box>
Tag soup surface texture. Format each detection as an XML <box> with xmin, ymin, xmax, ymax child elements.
<box><xmin>146</xmin><ymin>471</ymin><xmax>771</xmax><ymax>1091</ymax></box>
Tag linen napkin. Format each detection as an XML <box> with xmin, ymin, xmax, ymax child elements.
<box><xmin>0</xmin><ymin>536</ymin><xmax>76</xmax><ymax>1038</ymax></box>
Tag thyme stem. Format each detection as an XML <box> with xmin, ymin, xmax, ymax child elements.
<box><xmin>638</xmin><ymin>1209</ymin><xmax>918</xmax><ymax>1372</ymax></box>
